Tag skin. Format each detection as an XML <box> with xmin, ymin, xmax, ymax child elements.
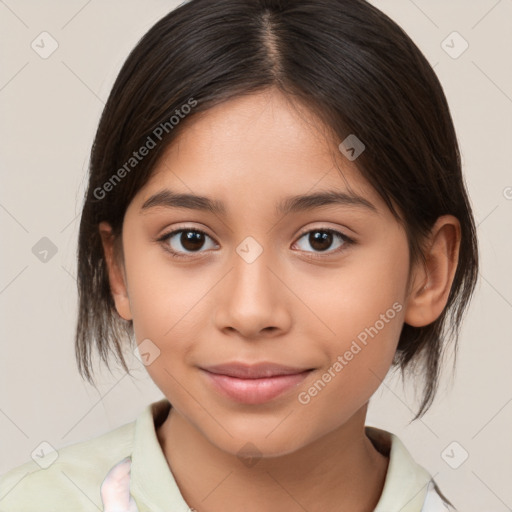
<box><xmin>99</xmin><ymin>87</ymin><xmax>461</xmax><ymax>512</ymax></box>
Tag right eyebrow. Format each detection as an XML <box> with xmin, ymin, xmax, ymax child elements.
<box><xmin>140</xmin><ymin>189</ymin><xmax>226</xmax><ymax>215</ymax></box>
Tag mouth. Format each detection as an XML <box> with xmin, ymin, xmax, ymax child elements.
<box><xmin>200</xmin><ymin>362</ymin><xmax>314</xmax><ymax>404</ymax></box>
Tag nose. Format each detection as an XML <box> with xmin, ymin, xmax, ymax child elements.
<box><xmin>213</xmin><ymin>245</ymin><xmax>292</xmax><ymax>340</ymax></box>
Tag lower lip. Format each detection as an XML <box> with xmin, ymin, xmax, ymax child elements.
<box><xmin>201</xmin><ymin>369</ymin><xmax>312</xmax><ymax>404</ymax></box>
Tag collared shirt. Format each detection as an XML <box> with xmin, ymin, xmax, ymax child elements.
<box><xmin>0</xmin><ymin>398</ymin><xmax>456</xmax><ymax>511</ymax></box>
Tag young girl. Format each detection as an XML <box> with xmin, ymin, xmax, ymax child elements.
<box><xmin>0</xmin><ymin>0</ymin><xmax>478</xmax><ymax>510</ymax></box>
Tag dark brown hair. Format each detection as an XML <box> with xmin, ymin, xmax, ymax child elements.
<box><xmin>75</xmin><ymin>0</ymin><xmax>479</xmax><ymax>419</ymax></box>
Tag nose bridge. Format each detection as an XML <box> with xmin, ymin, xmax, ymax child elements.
<box><xmin>215</xmin><ymin>236</ymin><xmax>290</xmax><ymax>336</ymax></box>
<box><xmin>231</xmin><ymin>235</ymin><xmax>277</xmax><ymax>306</ymax></box>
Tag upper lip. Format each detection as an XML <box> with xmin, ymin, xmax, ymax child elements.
<box><xmin>201</xmin><ymin>362</ymin><xmax>313</xmax><ymax>379</ymax></box>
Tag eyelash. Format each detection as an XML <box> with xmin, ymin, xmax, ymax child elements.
<box><xmin>156</xmin><ymin>226</ymin><xmax>355</xmax><ymax>261</ymax></box>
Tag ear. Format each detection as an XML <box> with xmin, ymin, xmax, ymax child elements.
<box><xmin>98</xmin><ymin>221</ymin><xmax>133</xmax><ymax>321</ymax></box>
<box><xmin>404</xmin><ymin>215</ymin><xmax>461</xmax><ymax>327</ymax></box>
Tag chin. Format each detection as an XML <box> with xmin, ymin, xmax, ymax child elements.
<box><xmin>203</xmin><ymin>422</ymin><xmax>311</xmax><ymax>461</ymax></box>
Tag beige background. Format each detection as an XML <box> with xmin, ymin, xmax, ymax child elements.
<box><xmin>1</xmin><ymin>1</ymin><xmax>511</xmax><ymax>510</ymax></box>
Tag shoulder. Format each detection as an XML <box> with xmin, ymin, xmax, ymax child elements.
<box><xmin>0</xmin><ymin>419</ymin><xmax>136</xmax><ymax>512</ymax></box>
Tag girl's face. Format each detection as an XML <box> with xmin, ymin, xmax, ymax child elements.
<box><xmin>108</xmin><ymin>88</ymin><xmax>414</xmax><ymax>456</ymax></box>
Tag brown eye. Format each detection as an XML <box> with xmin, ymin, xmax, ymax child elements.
<box><xmin>309</xmin><ymin>231</ymin><xmax>334</xmax><ymax>252</ymax></box>
<box><xmin>159</xmin><ymin>228</ymin><xmax>217</xmax><ymax>258</ymax></box>
<box><xmin>294</xmin><ymin>228</ymin><xmax>353</xmax><ymax>256</ymax></box>
<box><xmin>178</xmin><ymin>231</ymin><xmax>207</xmax><ymax>251</ymax></box>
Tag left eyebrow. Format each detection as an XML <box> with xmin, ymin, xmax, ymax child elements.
<box><xmin>276</xmin><ymin>190</ymin><xmax>378</xmax><ymax>216</ymax></box>
<box><xmin>140</xmin><ymin>188</ymin><xmax>379</xmax><ymax>216</ymax></box>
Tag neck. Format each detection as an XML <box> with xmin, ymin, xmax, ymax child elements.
<box><xmin>157</xmin><ymin>404</ymin><xmax>389</xmax><ymax>512</ymax></box>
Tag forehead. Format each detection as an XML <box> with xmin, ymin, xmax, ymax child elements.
<box><xmin>135</xmin><ymin>89</ymin><xmax>384</xmax><ymax>214</ymax></box>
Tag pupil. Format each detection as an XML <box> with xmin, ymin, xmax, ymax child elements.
<box><xmin>182</xmin><ymin>231</ymin><xmax>204</xmax><ymax>251</ymax></box>
<box><xmin>310</xmin><ymin>231</ymin><xmax>332</xmax><ymax>251</ymax></box>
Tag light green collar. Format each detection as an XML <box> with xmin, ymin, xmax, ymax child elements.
<box><xmin>128</xmin><ymin>399</ymin><xmax>435</xmax><ymax>512</ymax></box>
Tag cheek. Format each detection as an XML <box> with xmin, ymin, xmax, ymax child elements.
<box><xmin>295</xmin><ymin>236</ymin><xmax>409</xmax><ymax>346</ymax></box>
<box><xmin>297</xmin><ymin>296</ymin><xmax>405</xmax><ymax>430</ymax></box>
<box><xmin>298</xmin><ymin>235</ymin><xmax>409</xmax><ymax>397</ymax></box>
<box><xmin>123</xmin><ymin>246</ymin><xmax>206</xmax><ymax>396</ymax></box>
<box><xmin>122</xmin><ymin>233</ymin><xmax>205</xmax><ymax>348</ymax></box>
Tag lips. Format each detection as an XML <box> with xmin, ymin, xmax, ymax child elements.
<box><xmin>201</xmin><ymin>362</ymin><xmax>313</xmax><ymax>379</ymax></box>
<box><xmin>200</xmin><ymin>362</ymin><xmax>314</xmax><ymax>404</ymax></box>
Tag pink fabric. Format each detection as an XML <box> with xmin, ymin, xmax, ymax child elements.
<box><xmin>100</xmin><ymin>457</ymin><xmax>140</xmax><ymax>512</ymax></box>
